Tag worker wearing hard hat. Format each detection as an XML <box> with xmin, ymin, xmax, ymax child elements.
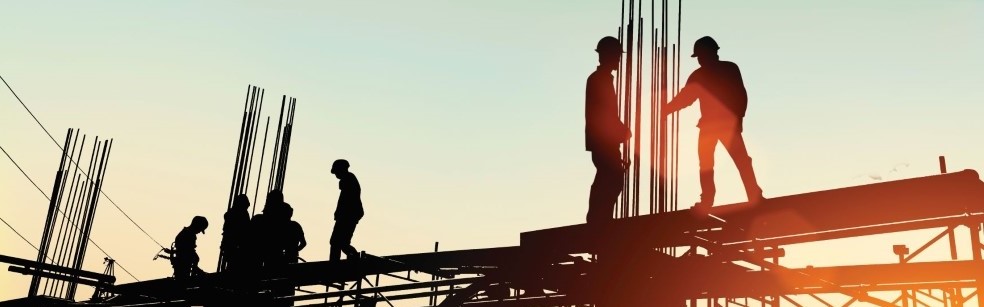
<box><xmin>172</xmin><ymin>216</ymin><xmax>208</xmax><ymax>279</ymax></box>
<box><xmin>584</xmin><ymin>36</ymin><xmax>632</xmax><ymax>224</ymax></box>
<box><xmin>663</xmin><ymin>36</ymin><xmax>765</xmax><ymax>214</ymax></box>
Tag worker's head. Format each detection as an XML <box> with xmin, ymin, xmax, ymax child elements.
<box><xmin>233</xmin><ymin>194</ymin><xmax>250</xmax><ymax>210</ymax></box>
<box><xmin>190</xmin><ymin>216</ymin><xmax>208</xmax><ymax>234</ymax></box>
<box><xmin>691</xmin><ymin>36</ymin><xmax>720</xmax><ymax>66</ymax></box>
<box><xmin>331</xmin><ymin>159</ymin><xmax>350</xmax><ymax>178</ymax></box>
<box><xmin>595</xmin><ymin>36</ymin><xmax>623</xmax><ymax>71</ymax></box>
<box><xmin>284</xmin><ymin>203</ymin><xmax>294</xmax><ymax>219</ymax></box>
<box><xmin>263</xmin><ymin>189</ymin><xmax>284</xmax><ymax>214</ymax></box>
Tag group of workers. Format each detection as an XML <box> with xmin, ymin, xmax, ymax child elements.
<box><xmin>585</xmin><ymin>35</ymin><xmax>766</xmax><ymax>222</ymax></box>
<box><xmin>167</xmin><ymin>159</ymin><xmax>364</xmax><ymax>280</ymax></box>
<box><xmin>166</xmin><ymin>33</ymin><xmax>768</xmax><ymax>280</ymax></box>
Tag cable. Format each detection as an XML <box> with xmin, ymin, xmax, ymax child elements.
<box><xmin>1</xmin><ymin>74</ymin><xmax>166</xmax><ymax>250</ymax></box>
<box><xmin>1</xmin><ymin>145</ymin><xmax>140</xmax><ymax>282</ymax></box>
<box><xmin>0</xmin><ymin>216</ymin><xmax>41</xmax><ymax>252</ymax></box>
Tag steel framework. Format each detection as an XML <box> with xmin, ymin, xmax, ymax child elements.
<box><xmin>1</xmin><ymin>167</ymin><xmax>975</xmax><ymax>307</ymax></box>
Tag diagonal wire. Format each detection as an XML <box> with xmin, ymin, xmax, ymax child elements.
<box><xmin>2</xmin><ymin>145</ymin><xmax>140</xmax><ymax>282</ymax></box>
<box><xmin>1</xmin><ymin>73</ymin><xmax>165</xmax><ymax>250</ymax></box>
<box><xmin>0</xmin><ymin>216</ymin><xmax>41</xmax><ymax>253</ymax></box>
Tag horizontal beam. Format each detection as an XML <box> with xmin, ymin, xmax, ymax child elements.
<box><xmin>8</xmin><ymin>266</ymin><xmax>110</xmax><ymax>288</ymax></box>
<box><xmin>280</xmin><ymin>276</ymin><xmax>485</xmax><ymax>302</ymax></box>
<box><xmin>702</xmin><ymin>260</ymin><xmax>984</xmax><ymax>298</ymax></box>
<box><xmin>716</xmin><ymin>214</ymin><xmax>984</xmax><ymax>249</ymax></box>
<box><xmin>521</xmin><ymin>169</ymin><xmax>984</xmax><ymax>254</ymax></box>
<box><xmin>297</xmin><ymin>288</ymin><xmax>459</xmax><ymax>306</ymax></box>
<box><xmin>0</xmin><ymin>253</ymin><xmax>115</xmax><ymax>284</ymax></box>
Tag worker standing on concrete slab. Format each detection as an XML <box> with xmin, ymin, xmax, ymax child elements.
<box><xmin>663</xmin><ymin>36</ymin><xmax>764</xmax><ymax>213</ymax></box>
<box><xmin>329</xmin><ymin>159</ymin><xmax>363</xmax><ymax>261</ymax></box>
<box><xmin>585</xmin><ymin>36</ymin><xmax>632</xmax><ymax>224</ymax></box>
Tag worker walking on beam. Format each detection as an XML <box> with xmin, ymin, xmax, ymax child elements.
<box><xmin>329</xmin><ymin>159</ymin><xmax>363</xmax><ymax>261</ymax></box>
<box><xmin>585</xmin><ymin>36</ymin><xmax>632</xmax><ymax>224</ymax></box>
<box><xmin>663</xmin><ymin>36</ymin><xmax>765</xmax><ymax>213</ymax></box>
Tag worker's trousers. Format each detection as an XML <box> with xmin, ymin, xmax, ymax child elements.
<box><xmin>697</xmin><ymin>127</ymin><xmax>763</xmax><ymax>204</ymax></box>
<box><xmin>587</xmin><ymin>146</ymin><xmax>625</xmax><ymax>224</ymax></box>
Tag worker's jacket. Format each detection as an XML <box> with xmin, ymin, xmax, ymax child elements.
<box><xmin>685</xmin><ymin>60</ymin><xmax>748</xmax><ymax>130</ymax></box>
<box><xmin>334</xmin><ymin>172</ymin><xmax>364</xmax><ymax>221</ymax></box>
<box><xmin>585</xmin><ymin>66</ymin><xmax>630</xmax><ymax>151</ymax></box>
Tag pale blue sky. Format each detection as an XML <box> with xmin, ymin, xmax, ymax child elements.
<box><xmin>1</xmin><ymin>0</ymin><xmax>982</xmax><ymax>303</ymax></box>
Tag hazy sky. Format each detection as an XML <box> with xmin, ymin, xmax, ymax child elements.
<box><xmin>2</xmin><ymin>0</ymin><xmax>983</xmax><ymax>303</ymax></box>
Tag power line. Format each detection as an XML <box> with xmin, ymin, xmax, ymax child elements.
<box><xmin>1</xmin><ymin>144</ymin><xmax>140</xmax><ymax>282</ymax></box>
<box><xmin>1</xmin><ymin>73</ymin><xmax>165</xmax><ymax>250</ymax></box>
<box><xmin>0</xmin><ymin>216</ymin><xmax>40</xmax><ymax>252</ymax></box>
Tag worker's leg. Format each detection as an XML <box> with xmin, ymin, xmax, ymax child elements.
<box><xmin>329</xmin><ymin>246</ymin><xmax>342</xmax><ymax>261</ymax></box>
<box><xmin>329</xmin><ymin>221</ymin><xmax>346</xmax><ymax>261</ymax></box>
<box><xmin>342</xmin><ymin>221</ymin><xmax>360</xmax><ymax>258</ymax></box>
<box><xmin>587</xmin><ymin>147</ymin><xmax>623</xmax><ymax>223</ymax></box>
<box><xmin>720</xmin><ymin>129</ymin><xmax>764</xmax><ymax>202</ymax></box>
<box><xmin>696</xmin><ymin>129</ymin><xmax>718</xmax><ymax>207</ymax></box>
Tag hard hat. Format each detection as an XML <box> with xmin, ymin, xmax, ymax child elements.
<box><xmin>331</xmin><ymin>159</ymin><xmax>350</xmax><ymax>174</ymax></box>
<box><xmin>595</xmin><ymin>36</ymin><xmax>623</xmax><ymax>54</ymax></box>
<box><xmin>191</xmin><ymin>216</ymin><xmax>208</xmax><ymax>233</ymax></box>
<box><xmin>691</xmin><ymin>36</ymin><xmax>720</xmax><ymax>57</ymax></box>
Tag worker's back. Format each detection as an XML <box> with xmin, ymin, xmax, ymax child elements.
<box><xmin>686</xmin><ymin>60</ymin><xmax>748</xmax><ymax>129</ymax></box>
<box><xmin>334</xmin><ymin>172</ymin><xmax>364</xmax><ymax>221</ymax></box>
<box><xmin>174</xmin><ymin>227</ymin><xmax>197</xmax><ymax>254</ymax></box>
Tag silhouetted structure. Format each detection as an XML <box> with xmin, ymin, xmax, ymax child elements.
<box><xmin>172</xmin><ymin>216</ymin><xmax>208</xmax><ymax>280</ymax></box>
<box><xmin>585</xmin><ymin>36</ymin><xmax>633</xmax><ymax>224</ymax></box>
<box><xmin>217</xmin><ymin>84</ymin><xmax>299</xmax><ymax>272</ymax></box>
<box><xmin>664</xmin><ymin>36</ymin><xmax>764</xmax><ymax>212</ymax></box>
<box><xmin>11</xmin><ymin>128</ymin><xmax>116</xmax><ymax>302</ymax></box>
<box><xmin>329</xmin><ymin>159</ymin><xmax>363</xmax><ymax>261</ymax></box>
<box><xmin>221</xmin><ymin>194</ymin><xmax>251</xmax><ymax>271</ymax></box>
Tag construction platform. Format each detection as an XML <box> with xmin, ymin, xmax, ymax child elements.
<box><xmin>5</xmin><ymin>169</ymin><xmax>984</xmax><ymax>306</ymax></box>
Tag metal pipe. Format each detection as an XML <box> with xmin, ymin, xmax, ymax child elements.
<box><xmin>243</xmin><ymin>88</ymin><xmax>266</xmax><ymax>194</ymax></box>
<box><xmin>268</xmin><ymin>95</ymin><xmax>287</xmax><ymax>193</ymax></box>
<box><xmin>236</xmin><ymin>86</ymin><xmax>259</xmax><ymax>195</ymax></box>
<box><xmin>50</xmin><ymin>133</ymin><xmax>83</xmax><ymax>296</ymax></box>
<box><xmin>60</xmin><ymin>137</ymin><xmax>99</xmax><ymax>299</ymax></box>
<box><xmin>69</xmin><ymin>138</ymin><xmax>111</xmax><ymax>298</ymax></box>
<box><xmin>226</xmin><ymin>85</ymin><xmax>253</xmax><ymax>210</ymax></box>
<box><xmin>253</xmin><ymin>117</ymin><xmax>271</xmax><ymax>217</ymax></box>
<box><xmin>633</xmin><ymin>16</ymin><xmax>645</xmax><ymax>217</ymax></box>
<box><xmin>31</xmin><ymin>128</ymin><xmax>73</xmax><ymax>296</ymax></box>
<box><xmin>621</xmin><ymin>0</ymin><xmax>635</xmax><ymax>219</ymax></box>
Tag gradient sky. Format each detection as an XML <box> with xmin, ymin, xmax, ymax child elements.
<box><xmin>2</xmin><ymin>0</ymin><xmax>983</xmax><ymax>304</ymax></box>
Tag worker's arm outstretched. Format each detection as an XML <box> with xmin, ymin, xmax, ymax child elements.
<box><xmin>663</xmin><ymin>82</ymin><xmax>703</xmax><ymax>116</ymax></box>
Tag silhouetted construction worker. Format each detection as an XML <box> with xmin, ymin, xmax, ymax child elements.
<box><xmin>663</xmin><ymin>36</ymin><xmax>764</xmax><ymax>213</ymax></box>
<box><xmin>283</xmin><ymin>204</ymin><xmax>306</xmax><ymax>264</ymax></box>
<box><xmin>221</xmin><ymin>194</ymin><xmax>251</xmax><ymax>271</ymax></box>
<box><xmin>329</xmin><ymin>159</ymin><xmax>363</xmax><ymax>261</ymax></box>
<box><xmin>248</xmin><ymin>189</ymin><xmax>285</xmax><ymax>269</ymax></box>
<box><xmin>585</xmin><ymin>36</ymin><xmax>632</xmax><ymax>224</ymax></box>
<box><xmin>172</xmin><ymin>216</ymin><xmax>208</xmax><ymax>280</ymax></box>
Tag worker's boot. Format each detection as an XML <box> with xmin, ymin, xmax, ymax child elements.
<box><xmin>691</xmin><ymin>170</ymin><xmax>715</xmax><ymax>215</ymax></box>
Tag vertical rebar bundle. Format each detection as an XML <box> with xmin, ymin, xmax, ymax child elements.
<box><xmin>268</xmin><ymin>95</ymin><xmax>297</xmax><ymax>193</ymax></box>
<box><xmin>217</xmin><ymin>85</ymin><xmax>265</xmax><ymax>272</ymax></box>
<box><xmin>28</xmin><ymin>128</ymin><xmax>113</xmax><ymax>301</ymax></box>
<box><xmin>611</xmin><ymin>0</ymin><xmax>683</xmax><ymax>222</ymax></box>
<box><xmin>216</xmin><ymin>86</ymin><xmax>298</xmax><ymax>272</ymax></box>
